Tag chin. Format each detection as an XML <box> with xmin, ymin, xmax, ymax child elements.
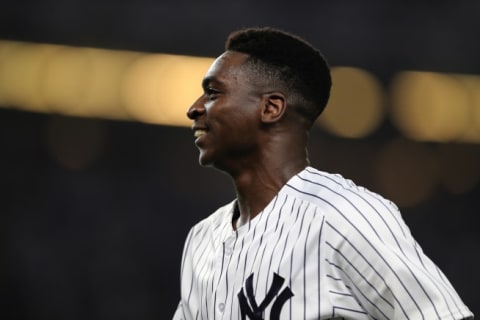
<box><xmin>198</xmin><ymin>151</ymin><xmax>213</xmax><ymax>167</ymax></box>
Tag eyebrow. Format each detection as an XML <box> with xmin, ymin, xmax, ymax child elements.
<box><xmin>201</xmin><ymin>77</ymin><xmax>211</xmax><ymax>89</ymax></box>
<box><xmin>202</xmin><ymin>76</ymin><xmax>223</xmax><ymax>90</ymax></box>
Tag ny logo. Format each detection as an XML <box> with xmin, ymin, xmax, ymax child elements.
<box><xmin>237</xmin><ymin>272</ymin><xmax>294</xmax><ymax>320</ymax></box>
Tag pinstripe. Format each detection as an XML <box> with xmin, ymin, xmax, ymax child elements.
<box><xmin>326</xmin><ymin>241</ymin><xmax>394</xmax><ymax>316</ymax></box>
<box><xmin>239</xmin><ymin>220</ymin><xmax>254</xmax><ymax>300</ymax></box>
<box><xmin>276</xmin><ymin>215</ymin><xmax>292</xmax><ymax>275</ymax></box>
<box><xmin>326</xmin><ymin>273</ymin><xmax>342</xmax><ymax>281</ymax></box>
<box><xmin>227</xmin><ymin>232</ymin><xmax>243</xmax><ymax>319</ymax></box>
<box><xmin>253</xmin><ymin>196</ymin><xmax>278</xmax><ymax>293</ymax></box>
<box><xmin>393</xmin><ymin>249</ymin><xmax>440</xmax><ymax>318</ymax></box>
<box><xmin>288</xmin><ymin>204</ymin><xmax>301</xmax><ymax>319</ymax></box>
<box><xmin>242</xmin><ymin>208</ymin><xmax>267</xmax><ymax>289</ymax></box>
<box><xmin>181</xmin><ymin>230</ymin><xmax>194</xmax><ymax>279</ymax></box>
<box><xmin>213</xmin><ymin>243</ymin><xmax>227</xmax><ymax>320</ymax></box>
<box><xmin>187</xmin><ymin>227</ymin><xmax>211</xmax><ymax>305</ymax></box>
<box><xmin>306</xmin><ymin>167</ymin><xmax>409</xmax><ymax>239</ymax></box>
<box><xmin>326</xmin><ymin>221</ymin><xmax>402</xmax><ymax>310</ymax></box>
<box><xmin>174</xmin><ymin>167</ymin><xmax>473</xmax><ymax>320</ymax></box>
<box><xmin>303</xmin><ymin>222</ymin><xmax>312</xmax><ymax>320</ymax></box>
<box><xmin>430</xmin><ymin>250</ymin><xmax>470</xmax><ymax>318</ymax></box>
<box><xmin>203</xmin><ymin>264</ymin><xmax>210</xmax><ymax>319</ymax></box>
<box><xmin>317</xmin><ymin>214</ymin><xmax>325</xmax><ymax>318</ymax></box>
<box><xmin>339</xmin><ymin>184</ymin><xmax>406</xmax><ymax>256</ymax></box>
<box><xmin>289</xmin><ymin>237</ymin><xmax>294</xmax><ymax>320</ymax></box>
<box><xmin>296</xmin><ymin>174</ymin><xmax>385</xmax><ymax>245</ymax></box>
<box><xmin>275</xmin><ymin>197</ymin><xmax>299</xmax><ymax>278</ymax></box>
<box><xmin>181</xmin><ymin>231</ymin><xmax>195</xmax><ymax>305</ymax></box>
<box><xmin>434</xmin><ymin>264</ymin><xmax>467</xmax><ymax>318</ymax></box>
<box><xmin>265</xmin><ymin>195</ymin><xmax>288</xmax><ymax>291</ymax></box>
<box><xmin>302</xmin><ymin>169</ymin><xmax>443</xmax><ymax>314</ymax></box>
<box><xmin>218</xmin><ymin>237</ymin><xmax>238</xmax><ymax>320</ymax></box>
<box><xmin>255</xmin><ymin>244</ymin><xmax>269</xmax><ymax>293</ymax></box>
<box><xmin>294</xmin><ymin>201</ymin><xmax>311</xmax><ymax>318</ymax></box>
<box><xmin>332</xmin><ymin>306</ymin><xmax>369</xmax><ymax>318</ymax></box>
<box><xmin>285</xmin><ymin>182</ymin><xmax>423</xmax><ymax>316</ymax></box>
<box><xmin>289</xmin><ymin>199</ymin><xmax>305</xmax><ymax>319</ymax></box>
<box><xmin>409</xmin><ymin>246</ymin><xmax>453</xmax><ymax>315</ymax></box>
<box><xmin>329</xmin><ymin>290</ymin><xmax>354</xmax><ymax>297</ymax></box>
<box><xmin>326</xmin><ymin>258</ymin><xmax>390</xmax><ymax>319</ymax></box>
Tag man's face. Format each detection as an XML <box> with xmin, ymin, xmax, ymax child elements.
<box><xmin>187</xmin><ymin>51</ymin><xmax>263</xmax><ymax>170</ymax></box>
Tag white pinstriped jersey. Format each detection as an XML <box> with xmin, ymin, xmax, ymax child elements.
<box><xmin>173</xmin><ymin>167</ymin><xmax>473</xmax><ymax>320</ymax></box>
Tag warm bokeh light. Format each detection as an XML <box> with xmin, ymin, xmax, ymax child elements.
<box><xmin>41</xmin><ymin>47</ymin><xmax>92</xmax><ymax>114</ymax></box>
<box><xmin>317</xmin><ymin>66</ymin><xmax>385</xmax><ymax>138</ymax></box>
<box><xmin>0</xmin><ymin>40</ymin><xmax>212</xmax><ymax>126</ymax></box>
<box><xmin>1</xmin><ymin>39</ymin><xmax>480</xmax><ymax>145</ymax></box>
<box><xmin>0</xmin><ymin>41</ymin><xmax>57</xmax><ymax>112</ymax></box>
<box><xmin>121</xmin><ymin>54</ymin><xmax>213</xmax><ymax>126</ymax></box>
<box><xmin>455</xmin><ymin>75</ymin><xmax>480</xmax><ymax>143</ymax></box>
<box><xmin>73</xmin><ymin>48</ymin><xmax>141</xmax><ymax>120</ymax></box>
<box><xmin>390</xmin><ymin>71</ymin><xmax>471</xmax><ymax>142</ymax></box>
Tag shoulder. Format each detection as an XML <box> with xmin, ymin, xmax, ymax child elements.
<box><xmin>286</xmin><ymin>166</ymin><xmax>400</xmax><ymax>217</ymax></box>
<box><xmin>285</xmin><ymin>167</ymin><xmax>411</xmax><ymax>246</ymax></box>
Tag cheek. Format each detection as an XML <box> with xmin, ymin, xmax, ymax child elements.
<box><xmin>207</xmin><ymin>95</ymin><xmax>261</xmax><ymax>135</ymax></box>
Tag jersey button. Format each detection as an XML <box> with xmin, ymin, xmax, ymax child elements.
<box><xmin>225</xmin><ymin>247</ymin><xmax>233</xmax><ymax>256</ymax></box>
<box><xmin>218</xmin><ymin>302</ymin><xmax>225</xmax><ymax>312</ymax></box>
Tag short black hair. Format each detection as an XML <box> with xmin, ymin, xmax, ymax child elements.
<box><xmin>225</xmin><ymin>27</ymin><xmax>331</xmax><ymax>124</ymax></box>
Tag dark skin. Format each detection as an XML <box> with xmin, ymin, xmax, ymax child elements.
<box><xmin>187</xmin><ymin>51</ymin><xmax>311</xmax><ymax>229</ymax></box>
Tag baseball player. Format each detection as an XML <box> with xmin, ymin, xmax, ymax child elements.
<box><xmin>173</xmin><ymin>27</ymin><xmax>473</xmax><ymax>320</ymax></box>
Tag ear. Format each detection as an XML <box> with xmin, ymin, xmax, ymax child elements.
<box><xmin>260</xmin><ymin>92</ymin><xmax>287</xmax><ymax>124</ymax></box>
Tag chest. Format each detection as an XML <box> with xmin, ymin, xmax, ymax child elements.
<box><xmin>191</xmin><ymin>208</ymin><xmax>332</xmax><ymax>319</ymax></box>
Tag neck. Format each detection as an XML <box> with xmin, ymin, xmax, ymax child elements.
<box><xmin>230</xmin><ymin>148</ymin><xmax>309</xmax><ymax>230</ymax></box>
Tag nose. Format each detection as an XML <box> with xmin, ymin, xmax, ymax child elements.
<box><xmin>186</xmin><ymin>96</ymin><xmax>205</xmax><ymax>120</ymax></box>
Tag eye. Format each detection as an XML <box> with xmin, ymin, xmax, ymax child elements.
<box><xmin>204</xmin><ymin>87</ymin><xmax>220</xmax><ymax>100</ymax></box>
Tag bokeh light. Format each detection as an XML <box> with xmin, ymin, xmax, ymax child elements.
<box><xmin>0</xmin><ymin>41</ymin><xmax>58</xmax><ymax>112</ymax></box>
<box><xmin>317</xmin><ymin>66</ymin><xmax>385</xmax><ymax>138</ymax></box>
<box><xmin>41</xmin><ymin>47</ymin><xmax>92</xmax><ymax>115</ymax></box>
<box><xmin>455</xmin><ymin>75</ymin><xmax>480</xmax><ymax>143</ymax></box>
<box><xmin>390</xmin><ymin>71</ymin><xmax>471</xmax><ymax>142</ymax></box>
<box><xmin>121</xmin><ymin>54</ymin><xmax>213</xmax><ymax>126</ymax></box>
<box><xmin>0</xmin><ymin>40</ymin><xmax>214</xmax><ymax>126</ymax></box>
<box><xmin>1</xmin><ymin>40</ymin><xmax>480</xmax><ymax>146</ymax></box>
<box><xmin>81</xmin><ymin>48</ymin><xmax>141</xmax><ymax>120</ymax></box>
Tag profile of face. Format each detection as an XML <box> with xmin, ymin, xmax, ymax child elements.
<box><xmin>186</xmin><ymin>51</ymin><xmax>264</xmax><ymax>170</ymax></box>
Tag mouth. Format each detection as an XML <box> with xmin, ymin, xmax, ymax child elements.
<box><xmin>194</xmin><ymin>129</ymin><xmax>207</xmax><ymax>138</ymax></box>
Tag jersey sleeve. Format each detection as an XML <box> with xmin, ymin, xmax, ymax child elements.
<box><xmin>325</xmin><ymin>201</ymin><xmax>473</xmax><ymax>319</ymax></box>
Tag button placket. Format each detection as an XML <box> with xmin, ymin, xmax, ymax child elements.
<box><xmin>224</xmin><ymin>235</ymin><xmax>235</xmax><ymax>256</ymax></box>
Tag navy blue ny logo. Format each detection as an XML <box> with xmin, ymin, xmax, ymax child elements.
<box><xmin>237</xmin><ymin>273</ymin><xmax>294</xmax><ymax>320</ymax></box>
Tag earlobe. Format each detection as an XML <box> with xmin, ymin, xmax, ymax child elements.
<box><xmin>261</xmin><ymin>93</ymin><xmax>287</xmax><ymax>123</ymax></box>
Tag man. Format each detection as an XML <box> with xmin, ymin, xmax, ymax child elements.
<box><xmin>173</xmin><ymin>27</ymin><xmax>473</xmax><ymax>320</ymax></box>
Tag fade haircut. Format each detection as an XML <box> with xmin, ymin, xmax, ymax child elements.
<box><xmin>225</xmin><ymin>27</ymin><xmax>331</xmax><ymax>125</ymax></box>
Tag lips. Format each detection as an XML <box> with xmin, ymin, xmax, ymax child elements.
<box><xmin>194</xmin><ymin>129</ymin><xmax>207</xmax><ymax>138</ymax></box>
<box><xmin>192</xmin><ymin>124</ymin><xmax>208</xmax><ymax>144</ymax></box>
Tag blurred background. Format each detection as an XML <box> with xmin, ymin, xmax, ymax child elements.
<box><xmin>0</xmin><ymin>0</ymin><xmax>479</xmax><ymax>319</ymax></box>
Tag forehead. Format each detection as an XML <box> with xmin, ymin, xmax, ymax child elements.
<box><xmin>203</xmin><ymin>51</ymin><xmax>251</xmax><ymax>85</ymax></box>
